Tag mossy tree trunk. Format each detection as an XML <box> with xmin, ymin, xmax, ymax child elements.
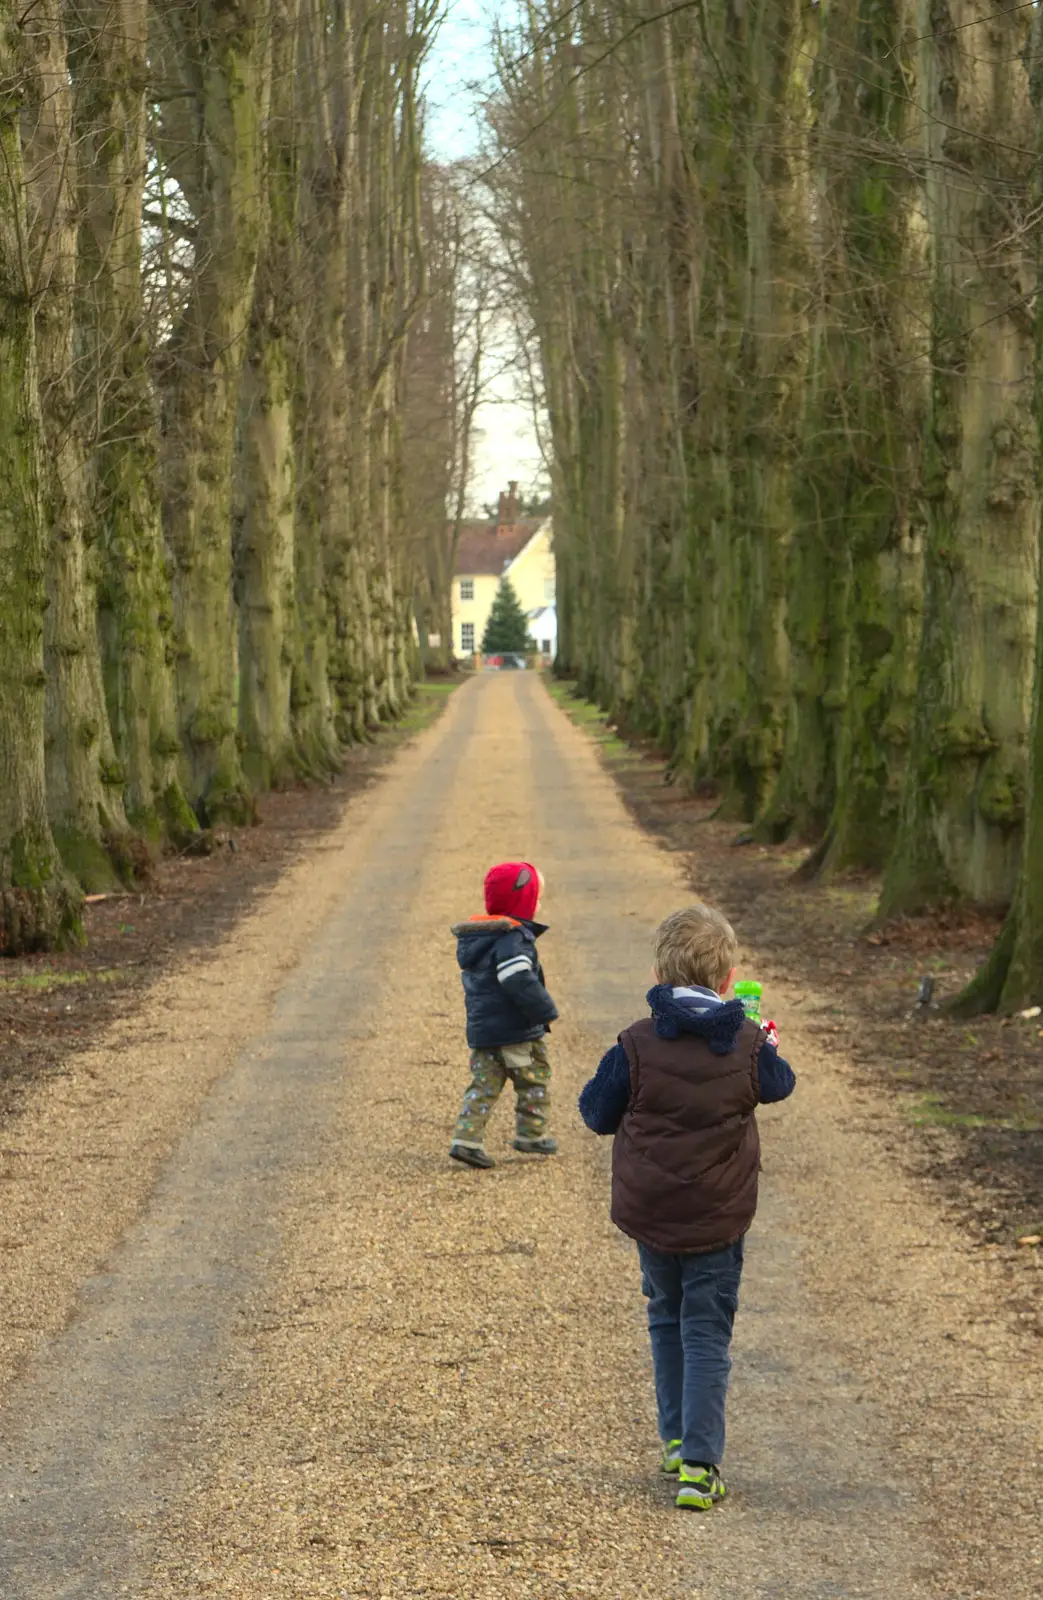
<box><xmin>761</xmin><ymin>31</ymin><xmax>849</xmax><ymax>849</ymax></box>
<box><xmin>953</xmin><ymin>522</ymin><xmax>1043</xmax><ymax>1014</ymax></box>
<box><xmin>23</xmin><ymin>0</ymin><xmax>133</xmax><ymax>890</ymax></box>
<box><xmin>235</xmin><ymin>0</ymin><xmax>299</xmax><ymax>792</ymax></box>
<box><xmin>284</xmin><ymin>6</ymin><xmax>339</xmax><ymax>774</ymax></box>
<box><xmin>296</xmin><ymin>0</ymin><xmax>367</xmax><ymax>748</ymax></box>
<box><xmin>798</xmin><ymin>0</ymin><xmax>928</xmax><ymax>877</ymax></box>
<box><xmin>290</xmin><ymin>366</ymin><xmax>341</xmax><ymax>774</ymax></box>
<box><xmin>879</xmin><ymin>0</ymin><xmax>1037</xmax><ymax>917</ymax></box>
<box><xmin>152</xmin><ymin>1</ymin><xmax>271</xmax><ymax>823</ymax></box>
<box><xmin>724</xmin><ymin>0</ymin><xmax>811</xmax><ymax>827</ymax></box>
<box><xmin>69</xmin><ymin>0</ymin><xmax>194</xmax><ymax>845</ymax></box>
<box><xmin>0</xmin><ymin>1</ymin><xmax>81</xmax><ymax>950</ymax></box>
<box><xmin>639</xmin><ymin>15</ymin><xmax>703</xmax><ymax>757</ymax></box>
<box><xmin>347</xmin><ymin>22</ymin><xmax>380</xmax><ymax>733</ymax></box>
<box><xmin>687</xmin><ymin>0</ymin><xmax>754</xmax><ymax>799</ymax></box>
<box><xmin>952</xmin><ymin>9</ymin><xmax>1043</xmax><ymax>1012</ymax></box>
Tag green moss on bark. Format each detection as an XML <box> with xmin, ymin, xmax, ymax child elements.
<box><xmin>53</xmin><ymin>828</ymin><xmax>123</xmax><ymax>894</ymax></box>
<box><xmin>70</xmin><ymin>0</ymin><xmax>194</xmax><ymax>846</ymax></box>
<box><xmin>156</xmin><ymin>781</ymin><xmax>201</xmax><ymax>843</ymax></box>
<box><xmin>154</xmin><ymin>2</ymin><xmax>267</xmax><ymax>821</ymax></box>
<box><xmin>0</xmin><ymin>12</ymin><xmax>84</xmax><ymax>954</ymax></box>
<box><xmin>880</xmin><ymin>0</ymin><xmax>1036</xmax><ymax>916</ymax></box>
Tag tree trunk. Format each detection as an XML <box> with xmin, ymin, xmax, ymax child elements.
<box><xmin>69</xmin><ymin>0</ymin><xmax>195</xmax><ymax>844</ymax></box>
<box><xmin>153</xmin><ymin>2</ymin><xmax>271</xmax><ymax>823</ymax></box>
<box><xmin>879</xmin><ymin>0</ymin><xmax>1037</xmax><ymax>917</ymax></box>
<box><xmin>402</xmin><ymin>169</ymin><xmax>460</xmax><ymax>677</ymax></box>
<box><xmin>235</xmin><ymin>0</ymin><xmax>299</xmax><ymax>792</ymax></box>
<box><xmin>285</xmin><ymin>7</ymin><xmax>341</xmax><ymax>775</ymax></box>
<box><xmin>677</xmin><ymin>2</ymin><xmax>746</xmax><ymax>793</ymax></box>
<box><xmin>23</xmin><ymin>0</ymin><xmax>134</xmax><ymax>890</ymax></box>
<box><xmin>952</xmin><ymin>525</ymin><xmax>1043</xmax><ymax>1015</ymax></box>
<box><xmin>349</xmin><ymin>21</ymin><xmax>389</xmax><ymax>735</ymax></box>
<box><xmin>726</xmin><ymin>0</ymin><xmax>811</xmax><ymax>826</ymax></box>
<box><xmin>0</xmin><ymin>3</ymin><xmax>81</xmax><ymax>951</ymax></box>
<box><xmin>297</xmin><ymin>0</ymin><xmax>368</xmax><ymax>748</ymax></box>
<box><xmin>422</xmin><ymin>187</ymin><xmax>484</xmax><ymax>674</ymax></box>
<box><xmin>236</xmin><ymin>311</ymin><xmax>298</xmax><ymax>790</ymax></box>
<box><xmin>634</xmin><ymin>16</ymin><xmax>700</xmax><ymax>756</ymax></box>
<box><xmin>798</xmin><ymin>0</ymin><xmax>928</xmax><ymax>876</ymax></box>
<box><xmin>290</xmin><ymin>382</ymin><xmax>341</xmax><ymax>775</ymax></box>
<box><xmin>951</xmin><ymin>7</ymin><xmax>1043</xmax><ymax>1012</ymax></box>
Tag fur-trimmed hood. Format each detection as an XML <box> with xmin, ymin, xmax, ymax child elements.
<box><xmin>452</xmin><ymin>916</ymin><xmax>547</xmax><ymax>972</ymax></box>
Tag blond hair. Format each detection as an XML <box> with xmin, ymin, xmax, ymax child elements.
<box><xmin>652</xmin><ymin>904</ymin><xmax>738</xmax><ymax>991</ymax></box>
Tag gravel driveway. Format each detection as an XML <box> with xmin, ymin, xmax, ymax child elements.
<box><xmin>0</xmin><ymin>674</ymin><xmax>1039</xmax><ymax>1598</ymax></box>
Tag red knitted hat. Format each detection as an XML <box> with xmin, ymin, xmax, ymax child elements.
<box><xmin>484</xmin><ymin>861</ymin><xmax>541</xmax><ymax>922</ymax></box>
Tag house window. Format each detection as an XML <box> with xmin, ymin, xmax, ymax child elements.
<box><xmin>541</xmin><ymin>639</ymin><xmax>551</xmax><ymax>655</ymax></box>
<box><xmin>459</xmin><ymin>577</ymin><xmax>474</xmax><ymax>602</ymax></box>
<box><xmin>461</xmin><ymin>622</ymin><xmax>475</xmax><ymax>653</ymax></box>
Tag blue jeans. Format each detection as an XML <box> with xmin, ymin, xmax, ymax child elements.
<box><xmin>638</xmin><ymin>1237</ymin><xmax>745</xmax><ymax>1467</ymax></box>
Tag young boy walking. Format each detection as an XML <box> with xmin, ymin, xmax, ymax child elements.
<box><xmin>579</xmin><ymin>903</ymin><xmax>795</xmax><ymax>1510</ymax></box>
<box><xmin>449</xmin><ymin>861</ymin><xmax>559</xmax><ymax>1170</ymax></box>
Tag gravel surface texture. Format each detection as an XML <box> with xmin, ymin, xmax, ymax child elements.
<box><xmin>0</xmin><ymin>673</ymin><xmax>1040</xmax><ymax>1598</ymax></box>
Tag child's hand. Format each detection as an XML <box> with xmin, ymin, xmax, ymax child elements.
<box><xmin>764</xmin><ymin>1019</ymin><xmax>779</xmax><ymax>1049</ymax></box>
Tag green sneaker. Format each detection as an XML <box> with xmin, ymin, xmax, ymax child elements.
<box><xmin>675</xmin><ymin>1463</ymin><xmax>726</xmax><ymax>1511</ymax></box>
<box><xmin>659</xmin><ymin>1440</ymin><xmax>683</xmax><ymax>1475</ymax></box>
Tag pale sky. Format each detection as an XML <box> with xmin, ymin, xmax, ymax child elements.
<box><xmin>422</xmin><ymin>1</ymin><xmax>545</xmax><ymax>513</ymax></box>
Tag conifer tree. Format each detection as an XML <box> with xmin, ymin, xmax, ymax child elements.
<box><xmin>481</xmin><ymin>579</ymin><xmax>533</xmax><ymax>654</ymax></box>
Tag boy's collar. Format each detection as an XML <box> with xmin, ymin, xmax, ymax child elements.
<box><xmin>670</xmin><ymin>984</ymin><xmax>723</xmax><ymax>1008</ymax></box>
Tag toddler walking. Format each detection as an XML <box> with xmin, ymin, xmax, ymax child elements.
<box><xmin>579</xmin><ymin>903</ymin><xmax>795</xmax><ymax>1508</ymax></box>
<box><xmin>449</xmin><ymin>861</ymin><xmax>558</xmax><ymax>1170</ymax></box>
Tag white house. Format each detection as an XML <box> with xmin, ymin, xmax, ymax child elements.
<box><xmin>452</xmin><ymin>483</ymin><xmax>555</xmax><ymax>659</ymax></box>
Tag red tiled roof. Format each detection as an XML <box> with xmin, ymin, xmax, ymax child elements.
<box><xmin>453</xmin><ymin>518</ymin><xmax>544</xmax><ymax>577</ymax></box>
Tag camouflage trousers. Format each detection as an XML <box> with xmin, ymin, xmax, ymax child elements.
<box><xmin>452</xmin><ymin>1039</ymin><xmax>552</xmax><ymax>1147</ymax></box>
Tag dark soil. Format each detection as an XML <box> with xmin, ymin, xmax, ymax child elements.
<box><xmin>548</xmin><ymin>684</ymin><xmax>1043</xmax><ymax>1268</ymax></box>
<box><xmin>0</xmin><ymin>684</ymin><xmax>458</xmax><ymax>1126</ymax></box>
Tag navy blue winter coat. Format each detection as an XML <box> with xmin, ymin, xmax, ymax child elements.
<box><xmin>453</xmin><ymin>916</ymin><xmax>558</xmax><ymax>1049</ymax></box>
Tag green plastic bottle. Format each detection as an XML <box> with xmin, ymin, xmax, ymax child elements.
<box><xmin>734</xmin><ymin>980</ymin><xmax>762</xmax><ymax>1022</ymax></box>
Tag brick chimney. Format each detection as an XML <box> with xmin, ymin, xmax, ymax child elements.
<box><xmin>496</xmin><ymin>489</ymin><xmax>507</xmax><ymax>530</ymax></box>
<box><xmin>507</xmin><ymin>480</ymin><xmax>518</xmax><ymax>524</ymax></box>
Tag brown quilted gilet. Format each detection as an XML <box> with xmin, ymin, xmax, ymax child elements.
<box><xmin>611</xmin><ymin>1016</ymin><xmax>763</xmax><ymax>1253</ymax></box>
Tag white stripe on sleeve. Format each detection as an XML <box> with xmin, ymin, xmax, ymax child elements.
<box><xmin>496</xmin><ymin>957</ymin><xmax>532</xmax><ymax>982</ymax></box>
